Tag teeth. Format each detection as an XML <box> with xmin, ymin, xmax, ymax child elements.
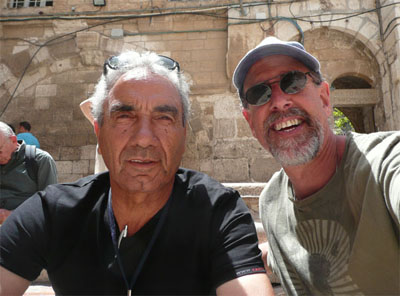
<box><xmin>275</xmin><ymin>119</ymin><xmax>301</xmax><ymax>131</ymax></box>
<box><xmin>131</xmin><ymin>160</ymin><xmax>145</xmax><ymax>163</ymax></box>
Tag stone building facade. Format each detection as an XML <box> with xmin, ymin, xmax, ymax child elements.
<box><xmin>1</xmin><ymin>0</ymin><xmax>399</xmax><ymax>184</ymax></box>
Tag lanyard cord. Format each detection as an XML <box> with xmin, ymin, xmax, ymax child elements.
<box><xmin>107</xmin><ymin>190</ymin><xmax>172</xmax><ymax>293</ymax></box>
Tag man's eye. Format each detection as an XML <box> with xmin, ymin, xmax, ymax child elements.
<box><xmin>115</xmin><ymin>113</ymin><xmax>131</xmax><ymax>119</ymax></box>
<box><xmin>157</xmin><ymin>115</ymin><xmax>174</xmax><ymax>122</ymax></box>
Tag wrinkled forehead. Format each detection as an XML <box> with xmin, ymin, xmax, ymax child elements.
<box><xmin>107</xmin><ymin>72</ymin><xmax>182</xmax><ymax>110</ymax></box>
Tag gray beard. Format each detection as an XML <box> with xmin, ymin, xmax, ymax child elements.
<box><xmin>265</xmin><ymin>109</ymin><xmax>324</xmax><ymax>167</ymax></box>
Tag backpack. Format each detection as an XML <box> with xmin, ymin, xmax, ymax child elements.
<box><xmin>25</xmin><ymin>144</ymin><xmax>39</xmax><ymax>184</ymax></box>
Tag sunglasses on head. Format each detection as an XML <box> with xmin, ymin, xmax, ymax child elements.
<box><xmin>243</xmin><ymin>71</ymin><xmax>317</xmax><ymax>106</ymax></box>
<box><xmin>103</xmin><ymin>55</ymin><xmax>180</xmax><ymax>75</ymax></box>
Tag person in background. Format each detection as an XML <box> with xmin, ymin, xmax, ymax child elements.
<box><xmin>0</xmin><ymin>51</ymin><xmax>273</xmax><ymax>295</ymax></box>
<box><xmin>17</xmin><ymin>121</ymin><xmax>40</xmax><ymax>148</ymax></box>
<box><xmin>0</xmin><ymin>121</ymin><xmax>57</xmax><ymax>224</ymax></box>
<box><xmin>233</xmin><ymin>36</ymin><xmax>400</xmax><ymax>295</ymax></box>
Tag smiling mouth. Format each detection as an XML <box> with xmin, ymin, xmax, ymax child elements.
<box><xmin>129</xmin><ymin>159</ymin><xmax>155</xmax><ymax>164</ymax></box>
<box><xmin>274</xmin><ymin>118</ymin><xmax>303</xmax><ymax>131</ymax></box>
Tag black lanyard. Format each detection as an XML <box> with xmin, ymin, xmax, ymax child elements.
<box><xmin>107</xmin><ymin>190</ymin><xmax>172</xmax><ymax>296</ymax></box>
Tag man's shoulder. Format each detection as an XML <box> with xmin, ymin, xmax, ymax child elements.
<box><xmin>347</xmin><ymin>131</ymin><xmax>400</xmax><ymax>158</ymax></box>
<box><xmin>33</xmin><ymin>146</ymin><xmax>55</xmax><ymax>161</ymax></box>
<box><xmin>260</xmin><ymin>169</ymin><xmax>286</xmax><ymax>202</ymax></box>
<box><xmin>175</xmin><ymin>167</ymin><xmax>239</xmax><ymax>201</ymax></box>
<box><xmin>43</xmin><ymin>172</ymin><xmax>110</xmax><ymax>204</ymax></box>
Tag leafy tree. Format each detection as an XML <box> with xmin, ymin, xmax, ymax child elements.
<box><xmin>333</xmin><ymin>108</ymin><xmax>354</xmax><ymax>135</ymax></box>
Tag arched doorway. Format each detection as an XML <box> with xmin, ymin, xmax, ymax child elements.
<box><xmin>331</xmin><ymin>76</ymin><xmax>376</xmax><ymax>133</ymax></box>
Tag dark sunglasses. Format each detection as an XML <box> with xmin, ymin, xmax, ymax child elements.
<box><xmin>103</xmin><ymin>55</ymin><xmax>180</xmax><ymax>75</ymax></box>
<box><xmin>244</xmin><ymin>71</ymin><xmax>316</xmax><ymax>106</ymax></box>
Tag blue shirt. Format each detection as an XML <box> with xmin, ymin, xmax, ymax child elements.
<box><xmin>17</xmin><ymin>133</ymin><xmax>40</xmax><ymax>148</ymax></box>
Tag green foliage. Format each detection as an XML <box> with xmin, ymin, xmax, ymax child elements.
<box><xmin>333</xmin><ymin>108</ymin><xmax>354</xmax><ymax>135</ymax></box>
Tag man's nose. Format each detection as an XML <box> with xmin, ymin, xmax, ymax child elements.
<box><xmin>131</xmin><ymin>118</ymin><xmax>157</xmax><ymax>147</ymax></box>
<box><xmin>268</xmin><ymin>84</ymin><xmax>293</xmax><ymax>112</ymax></box>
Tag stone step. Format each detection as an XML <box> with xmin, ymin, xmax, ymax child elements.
<box><xmin>223</xmin><ymin>182</ymin><xmax>266</xmax><ymax>197</ymax></box>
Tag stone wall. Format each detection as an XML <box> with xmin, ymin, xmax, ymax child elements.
<box><xmin>1</xmin><ymin>0</ymin><xmax>399</xmax><ymax>183</ymax></box>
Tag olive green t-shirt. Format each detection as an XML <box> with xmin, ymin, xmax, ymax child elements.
<box><xmin>260</xmin><ymin>131</ymin><xmax>400</xmax><ymax>295</ymax></box>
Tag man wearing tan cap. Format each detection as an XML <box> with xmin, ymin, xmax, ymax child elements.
<box><xmin>233</xmin><ymin>36</ymin><xmax>400</xmax><ymax>295</ymax></box>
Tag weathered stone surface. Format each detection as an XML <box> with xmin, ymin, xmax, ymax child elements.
<box><xmin>1</xmin><ymin>0</ymin><xmax>399</xmax><ymax>184</ymax></box>
<box><xmin>213</xmin><ymin>158</ymin><xmax>249</xmax><ymax>182</ymax></box>
<box><xmin>76</xmin><ymin>31</ymin><xmax>100</xmax><ymax>49</ymax></box>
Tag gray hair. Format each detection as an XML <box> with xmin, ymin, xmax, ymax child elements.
<box><xmin>89</xmin><ymin>51</ymin><xmax>191</xmax><ymax>126</ymax></box>
<box><xmin>0</xmin><ymin>121</ymin><xmax>15</xmax><ymax>139</ymax></box>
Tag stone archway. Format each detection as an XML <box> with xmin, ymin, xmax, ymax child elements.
<box><xmin>331</xmin><ymin>76</ymin><xmax>375</xmax><ymax>133</ymax></box>
<box><xmin>302</xmin><ymin>28</ymin><xmax>382</xmax><ymax>132</ymax></box>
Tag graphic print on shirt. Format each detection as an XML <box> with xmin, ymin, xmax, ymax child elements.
<box><xmin>278</xmin><ymin>219</ymin><xmax>363</xmax><ymax>295</ymax></box>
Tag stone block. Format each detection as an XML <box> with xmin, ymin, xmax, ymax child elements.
<box><xmin>329</xmin><ymin>0</ymin><xmax>347</xmax><ymax>9</ymax></box>
<box><xmin>89</xmin><ymin>159</ymin><xmax>96</xmax><ymax>175</ymax></box>
<box><xmin>2</xmin><ymin>25</ymin><xmax>44</xmax><ymax>39</ymax></box>
<box><xmin>76</xmin><ymin>31</ymin><xmax>100</xmax><ymax>49</ymax></box>
<box><xmin>99</xmin><ymin>36</ymin><xmax>124</xmax><ymax>53</ymax></box>
<box><xmin>168</xmin><ymin>39</ymin><xmax>204</xmax><ymax>51</ymax></box>
<box><xmin>162</xmin><ymin>33</ymin><xmax>188</xmax><ymax>41</ymax></box>
<box><xmin>359</xmin><ymin>21</ymin><xmax>379</xmax><ymax>41</ymax></box>
<box><xmin>53</xmin><ymin>20</ymin><xmax>87</xmax><ymax>35</ymax></box>
<box><xmin>249</xmin><ymin>157</ymin><xmax>282</xmax><ymax>183</ymax></box>
<box><xmin>214</xmin><ymin>118</ymin><xmax>235</xmax><ymax>139</ymax></box>
<box><xmin>207</xmin><ymin>31</ymin><xmax>227</xmax><ymax>39</ymax></box>
<box><xmin>36</xmin><ymin>84</ymin><xmax>57</xmax><ymax>97</ymax></box>
<box><xmin>12</xmin><ymin>45</ymin><xmax>29</xmax><ymax>55</ymax></box>
<box><xmin>198</xmin><ymin>144</ymin><xmax>212</xmax><ymax>159</ymax></box>
<box><xmin>58</xmin><ymin>173</ymin><xmax>83</xmax><ymax>183</ymax></box>
<box><xmin>213</xmin><ymin>158</ymin><xmax>249</xmax><ymax>182</ymax></box>
<box><xmin>187</xmin><ymin>32</ymin><xmax>207</xmax><ymax>40</ymax></box>
<box><xmin>33</xmin><ymin>47</ymin><xmax>52</xmax><ymax>65</ymax></box>
<box><xmin>204</xmin><ymin>38</ymin><xmax>226</xmax><ymax>50</ymax></box>
<box><xmin>191</xmin><ymin>49</ymin><xmax>223</xmax><ymax>62</ymax></box>
<box><xmin>72</xmin><ymin>160</ymin><xmax>90</xmax><ymax>174</ymax></box>
<box><xmin>60</xmin><ymin>147</ymin><xmax>81</xmax><ymax>161</ymax></box>
<box><xmin>55</xmin><ymin>161</ymin><xmax>73</xmax><ymax>174</ymax></box>
<box><xmin>195</xmin><ymin>130</ymin><xmax>211</xmax><ymax>146</ymax></box>
<box><xmin>0</xmin><ymin>64</ymin><xmax>15</xmax><ymax>86</ymax></box>
<box><xmin>181</xmin><ymin>158</ymin><xmax>199</xmax><ymax>171</ymax></box>
<box><xmin>34</xmin><ymin>97</ymin><xmax>50</xmax><ymax>110</ymax></box>
<box><xmin>49</xmin><ymin>58</ymin><xmax>74</xmax><ymax>73</ymax></box>
<box><xmin>213</xmin><ymin>93</ymin><xmax>242</xmax><ymax>119</ymax></box>
<box><xmin>199</xmin><ymin>160</ymin><xmax>213</xmax><ymax>176</ymax></box>
<box><xmin>17</xmin><ymin>68</ymin><xmax>47</xmax><ymax>96</ymax></box>
<box><xmin>80</xmin><ymin>50</ymin><xmax>105</xmax><ymax>67</ymax></box>
<box><xmin>81</xmin><ymin>145</ymin><xmax>96</xmax><ymax>160</ymax></box>
<box><xmin>48</xmin><ymin>38</ymin><xmax>78</xmax><ymax>59</ymax></box>
<box><xmin>214</xmin><ymin>139</ymin><xmax>265</xmax><ymax>159</ymax></box>
<box><xmin>236</xmin><ymin>118</ymin><xmax>252</xmax><ymax>138</ymax></box>
<box><xmin>349</xmin><ymin>0</ymin><xmax>360</xmax><ymax>10</ymax></box>
<box><xmin>3</xmin><ymin>50</ymin><xmax>31</xmax><ymax>77</ymax></box>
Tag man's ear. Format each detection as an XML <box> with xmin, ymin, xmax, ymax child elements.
<box><xmin>10</xmin><ymin>135</ymin><xmax>18</xmax><ymax>144</ymax></box>
<box><xmin>94</xmin><ymin>120</ymin><xmax>100</xmax><ymax>137</ymax></box>
<box><xmin>242</xmin><ymin>108</ymin><xmax>257</xmax><ymax>138</ymax></box>
<box><xmin>94</xmin><ymin>120</ymin><xmax>102</xmax><ymax>155</ymax></box>
<box><xmin>319</xmin><ymin>81</ymin><xmax>332</xmax><ymax>116</ymax></box>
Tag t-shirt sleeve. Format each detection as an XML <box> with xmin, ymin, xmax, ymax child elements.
<box><xmin>36</xmin><ymin>150</ymin><xmax>58</xmax><ymax>190</ymax></box>
<box><xmin>209</xmin><ymin>190</ymin><xmax>266</xmax><ymax>288</ymax></box>
<box><xmin>0</xmin><ymin>191</ymin><xmax>49</xmax><ymax>281</ymax></box>
<box><xmin>379</xmin><ymin>133</ymin><xmax>400</xmax><ymax>228</ymax></box>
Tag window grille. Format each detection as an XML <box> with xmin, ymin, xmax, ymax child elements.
<box><xmin>8</xmin><ymin>0</ymin><xmax>53</xmax><ymax>8</ymax></box>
